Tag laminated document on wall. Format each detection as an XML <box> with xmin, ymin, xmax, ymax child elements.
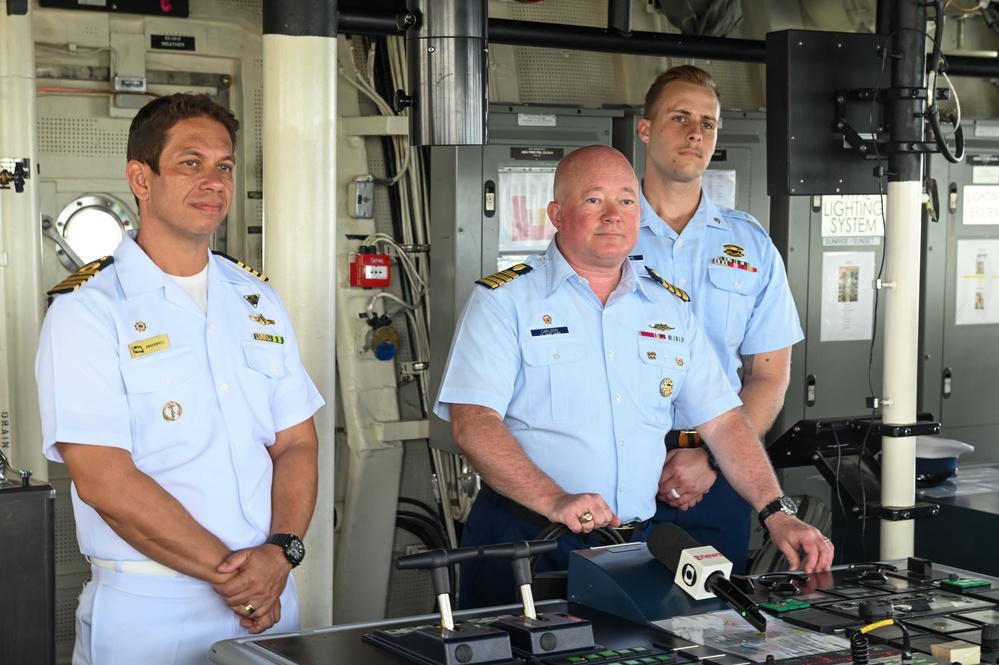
<box><xmin>498</xmin><ymin>168</ymin><xmax>556</xmax><ymax>253</ymax></box>
<box><xmin>955</xmin><ymin>239</ymin><xmax>999</xmax><ymax>325</ymax></box>
<box><xmin>703</xmin><ymin>170</ymin><xmax>736</xmax><ymax>209</ymax></box>
<box><xmin>820</xmin><ymin>251</ymin><xmax>875</xmax><ymax>341</ymax></box>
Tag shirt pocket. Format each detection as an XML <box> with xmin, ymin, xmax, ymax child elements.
<box><xmin>242</xmin><ymin>339</ymin><xmax>289</xmax><ymax>379</ymax></box>
<box><xmin>119</xmin><ymin>345</ymin><xmax>201</xmax><ymax>452</ymax></box>
<box><xmin>638</xmin><ymin>339</ymin><xmax>689</xmax><ymax>425</ymax></box>
<box><xmin>521</xmin><ymin>338</ymin><xmax>590</xmax><ymax>425</ymax></box>
<box><xmin>704</xmin><ymin>264</ymin><xmax>763</xmax><ymax>342</ymax></box>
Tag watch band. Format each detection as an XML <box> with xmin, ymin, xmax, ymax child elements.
<box><xmin>758</xmin><ymin>495</ymin><xmax>797</xmax><ymax>528</ymax></box>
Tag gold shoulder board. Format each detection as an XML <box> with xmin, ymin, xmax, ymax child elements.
<box><xmin>475</xmin><ymin>263</ymin><xmax>533</xmax><ymax>290</ymax></box>
<box><xmin>645</xmin><ymin>266</ymin><xmax>690</xmax><ymax>302</ymax></box>
<box><xmin>47</xmin><ymin>256</ymin><xmax>114</xmax><ymax>296</ymax></box>
<box><xmin>213</xmin><ymin>251</ymin><xmax>268</xmax><ymax>282</ymax></box>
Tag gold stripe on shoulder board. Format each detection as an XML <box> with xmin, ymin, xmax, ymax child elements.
<box><xmin>475</xmin><ymin>263</ymin><xmax>533</xmax><ymax>290</ymax></box>
<box><xmin>47</xmin><ymin>256</ymin><xmax>115</xmax><ymax>296</ymax></box>
<box><xmin>212</xmin><ymin>250</ymin><xmax>268</xmax><ymax>282</ymax></box>
<box><xmin>645</xmin><ymin>266</ymin><xmax>690</xmax><ymax>302</ymax></box>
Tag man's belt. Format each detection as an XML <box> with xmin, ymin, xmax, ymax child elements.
<box><xmin>479</xmin><ymin>483</ymin><xmax>549</xmax><ymax>527</ymax></box>
<box><xmin>665</xmin><ymin>429</ymin><xmax>702</xmax><ymax>449</ymax></box>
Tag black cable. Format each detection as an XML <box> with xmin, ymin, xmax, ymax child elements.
<box><xmin>397</xmin><ymin>510</ymin><xmax>448</xmax><ymax>550</ymax></box>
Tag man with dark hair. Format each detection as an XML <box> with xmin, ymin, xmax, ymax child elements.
<box><xmin>435</xmin><ymin>145</ymin><xmax>830</xmax><ymax>609</ymax></box>
<box><xmin>635</xmin><ymin>65</ymin><xmax>805</xmax><ymax>573</ymax></box>
<box><xmin>36</xmin><ymin>93</ymin><xmax>324</xmax><ymax>664</ymax></box>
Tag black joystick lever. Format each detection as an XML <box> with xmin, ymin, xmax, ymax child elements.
<box><xmin>396</xmin><ymin>547</ymin><xmax>479</xmax><ymax>630</ymax></box>
<box><xmin>478</xmin><ymin>540</ymin><xmax>557</xmax><ymax>620</ymax></box>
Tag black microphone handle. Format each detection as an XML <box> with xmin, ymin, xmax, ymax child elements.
<box><xmin>705</xmin><ymin>572</ymin><xmax>767</xmax><ymax>633</ymax></box>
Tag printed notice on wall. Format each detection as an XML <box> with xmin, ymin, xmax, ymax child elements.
<box><xmin>821</xmin><ymin>195</ymin><xmax>886</xmax><ymax>237</ymax></box>
<box><xmin>955</xmin><ymin>239</ymin><xmax>999</xmax><ymax>325</ymax></box>
<box><xmin>962</xmin><ymin>186</ymin><xmax>999</xmax><ymax>225</ymax></box>
<box><xmin>498</xmin><ymin>168</ymin><xmax>556</xmax><ymax>253</ymax></box>
<box><xmin>821</xmin><ymin>251</ymin><xmax>875</xmax><ymax>341</ymax></box>
<box><xmin>703</xmin><ymin>170</ymin><xmax>736</xmax><ymax>210</ymax></box>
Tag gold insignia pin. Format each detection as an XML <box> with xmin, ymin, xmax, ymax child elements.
<box><xmin>650</xmin><ymin>323</ymin><xmax>676</xmax><ymax>332</ymax></box>
<box><xmin>244</xmin><ymin>294</ymin><xmax>260</xmax><ymax>308</ymax></box>
<box><xmin>647</xmin><ymin>351</ymin><xmax>657</xmax><ymax>360</ymax></box>
<box><xmin>249</xmin><ymin>313</ymin><xmax>276</xmax><ymax>326</ymax></box>
<box><xmin>723</xmin><ymin>244</ymin><xmax>745</xmax><ymax>258</ymax></box>
<box><xmin>660</xmin><ymin>378</ymin><xmax>674</xmax><ymax>398</ymax></box>
<box><xmin>543</xmin><ymin>315</ymin><xmax>552</xmax><ymax>324</ymax></box>
<box><xmin>676</xmin><ymin>357</ymin><xmax>684</xmax><ymax>367</ymax></box>
<box><xmin>134</xmin><ymin>321</ymin><xmax>146</xmax><ymax>332</ymax></box>
<box><xmin>162</xmin><ymin>401</ymin><xmax>182</xmax><ymax>421</ymax></box>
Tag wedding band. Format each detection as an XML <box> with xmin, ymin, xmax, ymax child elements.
<box><xmin>578</xmin><ymin>511</ymin><xmax>594</xmax><ymax>524</ymax></box>
<box><xmin>823</xmin><ymin>538</ymin><xmax>831</xmax><ymax>543</ymax></box>
<box><xmin>670</xmin><ymin>488</ymin><xmax>681</xmax><ymax>499</ymax></box>
<box><xmin>242</xmin><ymin>602</ymin><xmax>256</xmax><ymax>615</ymax></box>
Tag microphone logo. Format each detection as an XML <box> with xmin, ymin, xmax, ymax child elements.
<box><xmin>681</xmin><ymin>562</ymin><xmax>697</xmax><ymax>588</ymax></box>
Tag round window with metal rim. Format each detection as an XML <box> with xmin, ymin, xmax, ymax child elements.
<box><xmin>43</xmin><ymin>194</ymin><xmax>135</xmax><ymax>271</ymax></box>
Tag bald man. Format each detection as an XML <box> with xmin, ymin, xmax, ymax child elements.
<box><xmin>433</xmin><ymin>146</ymin><xmax>831</xmax><ymax>608</ymax></box>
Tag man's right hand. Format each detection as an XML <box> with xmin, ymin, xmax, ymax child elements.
<box><xmin>544</xmin><ymin>492</ymin><xmax>621</xmax><ymax>534</ymax></box>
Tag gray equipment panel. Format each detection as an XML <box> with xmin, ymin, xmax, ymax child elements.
<box><xmin>770</xmin><ymin>194</ymin><xmax>887</xmax><ymax>441</ymax></box>
<box><xmin>429</xmin><ymin>105</ymin><xmax>621</xmax><ymax>453</ymax></box>
<box><xmin>922</xmin><ymin>130</ymin><xmax>999</xmax><ymax>458</ymax></box>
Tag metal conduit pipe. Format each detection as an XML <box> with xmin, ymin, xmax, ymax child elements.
<box><xmin>336</xmin><ymin>9</ymin><xmax>999</xmax><ymax>79</ymax></box>
<box><xmin>403</xmin><ymin>0</ymin><xmax>488</xmax><ymax>145</ymax></box>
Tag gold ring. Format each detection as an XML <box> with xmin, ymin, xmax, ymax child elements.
<box><xmin>578</xmin><ymin>511</ymin><xmax>594</xmax><ymax>524</ymax></box>
<box><xmin>242</xmin><ymin>602</ymin><xmax>256</xmax><ymax>615</ymax></box>
<box><xmin>670</xmin><ymin>488</ymin><xmax>681</xmax><ymax>499</ymax></box>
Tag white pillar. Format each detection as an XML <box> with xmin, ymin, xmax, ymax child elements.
<box><xmin>879</xmin><ymin>179</ymin><xmax>921</xmax><ymax>559</ymax></box>
<box><xmin>262</xmin><ymin>33</ymin><xmax>337</xmax><ymax>628</ymax></box>
<box><xmin>0</xmin><ymin>1</ymin><xmax>45</xmax><ymax>479</ymax></box>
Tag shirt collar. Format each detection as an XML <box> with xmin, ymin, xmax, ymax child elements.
<box><xmin>639</xmin><ymin>184</ymin><xmax>730</xmax><ymax>238</ymax></box>
<box><xmin>115</xmin><ymin>230</ymin><xmax>221</xmax><ymax>303</ymax></box>
<box><xmin>543</xmin><ymin>236</ymin><xmax>654</xmax><ymax>303</ymax></box>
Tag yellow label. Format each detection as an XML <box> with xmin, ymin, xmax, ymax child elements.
<box><xmin>129</xmin><ymin>334</ymin><xmax>170</xmax><ymax>358</ymax></box>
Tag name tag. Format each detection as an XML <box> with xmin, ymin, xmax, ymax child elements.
<box><xmin>530</xmin><ymin>326</ymin><xmax>569</xmax><ymax>337</ymax></box>
<box><xmin>129</xmin><ymin>334</ymin><xmax>170</xmax><ymax>358</ymax></box>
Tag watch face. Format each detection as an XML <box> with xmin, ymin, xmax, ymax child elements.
<box><xmin>780</xmin><ymin>496</ymin><xmax>798</xmax><ymax>515</ymax></box>
<box><xmin>287</xmin><ymin>537</ymin><xmax>305</xmax><ymax>564</ymax></box>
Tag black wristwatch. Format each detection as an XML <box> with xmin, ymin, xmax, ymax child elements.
<box><xmin>758</xmin><ymin>495</ymin><xmax>798</xmax><ymax>528</ymax></box>
<box><xmin>266</xmin><ymin>533</ymin><xmax>305</xmax><ymax>568</ymax></box>
<box><xmin>703</xmin><ymin>446</ymin><xmax>721</xmax><ymax>475</ymax></box>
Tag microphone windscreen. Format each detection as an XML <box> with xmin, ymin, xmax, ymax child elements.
<box><xmin>646</xmin><ymin>522</ymin><xmax>702</xmax><ymax>573</ymax></box>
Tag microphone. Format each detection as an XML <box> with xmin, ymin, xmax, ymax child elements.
<box><xmin>647</xmin><ymin>523</ymin><xmax>767</xmax><ymax>633</ymax></box>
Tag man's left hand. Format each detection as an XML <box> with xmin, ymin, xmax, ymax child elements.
<box><xmin>763</xmin><ymin>513</ymin><xmax>834</xmax><ymax>573</ymax></box>
<box><xmin>657</xmin><ymin>448</ymin><xmax>717</xmax><ymax>510</ymax></box>
<box><xmin>213</xmin><ymin>545</ymin><xmax>291</xmax><ymax>631</ymax></box>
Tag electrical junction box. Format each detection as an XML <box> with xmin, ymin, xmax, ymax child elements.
<box><xmin>350</xmin><ymin>252</ymin><xmax>391</xmax><ymax>288</ymax></box>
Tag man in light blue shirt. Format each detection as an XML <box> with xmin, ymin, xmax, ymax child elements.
<box><xmin>634</xmin><ymin>65</ymin><xmax>804</xmax><ymax>573</ymax></box>
<box><xmin>434</xmin><ymin>145</ymin><xmax>828</xmax><ymax>608</ymax></box>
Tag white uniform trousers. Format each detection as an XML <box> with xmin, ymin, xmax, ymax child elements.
<box><xmin>73</xmin><ymin>564</ymin><xmax>300</xmax><ymax>665</ymax></box>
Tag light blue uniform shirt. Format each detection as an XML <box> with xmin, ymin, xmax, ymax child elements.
<box><xmin>634</xmin><ymin>190</ymin><xmax>803</xmax><ymax>428</ymax></box>
<box><xmin>37</xmin><ymin>232</ymin><xmax>325</xmax><ymax>561</ymax></box>
<box><xmin>434</xmin><ymin>240</ymin><xmax>741</xmax><ymax>522</ymax></box>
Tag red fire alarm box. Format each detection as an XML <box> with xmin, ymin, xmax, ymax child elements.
<box><xmin>350</xmin><ymin>252</ymin><xmax>391</xmax><ymax>288</ymax></box>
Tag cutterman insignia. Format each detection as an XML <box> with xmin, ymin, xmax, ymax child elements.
<box><xmin>723</xmin><ymin>244</ymin><xmax>745</xmax><ymax>258</ymax></box>
<box><xmin>660</xmin><ymin>378</ymin><xmax>674</xmax><ymax>398</ymax></box>
<box><xmin>213</xmin><ymin>251</ymin><xmax>268</xmax><ymax>282</ymax></box>
<box><xmin>650</xmin><ymin>323</ymin><xmax>676</xmax><ymax>332</ymax></box>
<box><xmin>47</xmin><ymin>255</ymin><xmax>114</xmax><ymax>297</ymax></box>
<box><xmin>244</xmin><ymin>294</ymin><xmax>260</xmax><ymax>308</ymax></box>
<box><xmin>644</xmin><ymin>267</ymin><xmax>690</xmax><ymax>302</ymax></box>
<box><xmin>475</xmin><ymin>263</ymin><xmax>533</xmax><ymax>289</ymax></box>
<box><xmin>249</xmin><ymin>314</ymin><xmax>276</xmax><ymax>326</ymax></box>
